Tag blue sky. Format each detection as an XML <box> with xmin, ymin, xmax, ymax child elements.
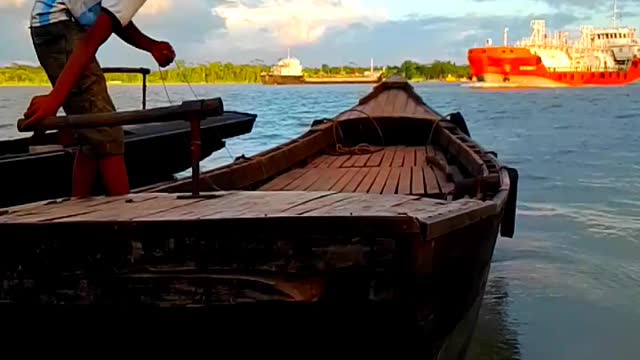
<box><xmin>0</xmin><ymin>0</ymin><xmax>636</xmax><ymax>68</ymax></box>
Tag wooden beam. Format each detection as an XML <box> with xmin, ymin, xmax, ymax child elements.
<box><xmin>17</xmin><ymin>98</ymin><xmax>224</xmax><ymax>132</ymax></box>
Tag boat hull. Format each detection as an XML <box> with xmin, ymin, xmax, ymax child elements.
<box><xmin>0</xmin><ymin>209</ymin><xmax>501</xmax><ymax>357</ymax></box>
<box><xmin>468</xmin><ymin>46</ymin><xmax>640</xmax><ymax>87</ymax></box>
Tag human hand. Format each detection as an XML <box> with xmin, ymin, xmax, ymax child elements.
<box><xmin>151</xmin><ymin>41</ymin><xmax>176</xmax><ymax>68</ymax></box>
<box><xmin>22</xmin><ymin>93</ymin><xmax>64</xmax><ymax>130</ymax></box>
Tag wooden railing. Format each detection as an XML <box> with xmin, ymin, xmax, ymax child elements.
<box><xmin>17</xmin><ymin>98</ymin><xmax>225</xmax><ymax>197</ymax></box>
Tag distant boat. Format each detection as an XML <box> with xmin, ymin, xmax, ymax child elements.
<box><xmin>468</xmin><ymin>1</ymin><xmax>640</xmax><ymax>87</ymax></box>
<box><xmin>261</xmin><ymin>52</ymin><xmax>384</xmax><ymax>85</ymax></box>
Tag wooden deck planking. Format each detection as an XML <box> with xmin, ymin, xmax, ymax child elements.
<box><xmin>54</xmin><ymin>196</ymin><xmax>209</xmax><ymax>222</ymax></box>
<box><xmin>411</xmin><ymin>166</ymin><xmax>425</xmax><ymax>195</ymax></box>
<box><xmin>423</xmin><ymin>166</ymin><xmax>441</xmax><ymax>195</ymax></box>
<box><xmin>340</xmin><ymin>154</ymin><xmax>360</xmax><ymax>168</ymax></box>
<box><xmin>0</xmin><ymin>195</ymin><xmax>159</xmax><ymax>223</ymax></box>
<box><xmin>352</xmin><ymin>153</ymin><xmax>372</xmax><ymax>167</ymax></box>
<box><xmin>403</xmin><ymin>147</ymin><xmax>416</xmax><ymax>167</ymax></box>
<box><xmin>368</xmin><ymin>167</ymin><xmax>391</xmax><ymax>194</ymax></box>
<box><xmin>380</xmin><ymin>148</ymin><xmax>396</xmax><ymax>167</ymax></box>
<box><xmin>365</xmin><ymin>150</ymin><xmax>384</xmax><ymax>167</ymax></box>
<box><xmin>398</xmin><ymin>167</ymin><xmax>412</xmax><ymax>195</ymax></box>
<box><xmin>342</xmin><ymin>168</ymin><xmax>369</xmax><ymax>193</ymax></box>
<box><xmin>329</xmin><ymin>168</ymin><xmax>358</xmax><ymax>192</ymax></box>
<box><xmin>283</xmin><ymin>192</ymin><xmax>356</xmax><ymax>215</ymax></box>
<box><xmin>382</xmin><ymin>168</ymin><xmax>401</xmax><ymax>194</ymax></box>
<box><xmin>284</xmin><ymin>169</ymin><xmax>323</xmax><ymax>191</ymax></box>
<box><xmin>306</xmin><ymin>168</ymin><xmax>349</xmax><ymax>192</ymax></box>
<box><xmin>307</xmin><ymin>155</ymin><xmax>328</xmax><ymax>168</ymax></box>
<box><xmin>2</xmin><ymin>192</ymin><xmax>495</xmax><ymax>242</ymax></box>
<box><xmin>416</xmin><ymin>147</ymin><xmax>427</xmax><ymax>167</ymax></box>
<box><xmin>304</xmin><ymin>193</ymin><xmax>419</xmax><ymax>217</ymax></box>
<box><xmin>330</xmin><ymin>155</ymin><xmax>351</xmax><ymax>168</ymax></box>
<box><xmin>259</xmin><ymin>168</ymin><xmax>307</xmax><ymax>191</ymax></box>
<box><xmin>391</xmin><ymin>148</ymin><xmax>405</xmax><ymax>167</ymax></box>
<box><xmin>355</xmin><ymin>168</ymin><xmax>380</xmax><ymax>193</ymax></box>
<box><xmin>316</xmin><ymin>155</ymin><xmax>339</xmax><ymax>168</ymax></box>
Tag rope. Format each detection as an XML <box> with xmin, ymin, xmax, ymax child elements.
<box><xmin>157</xmin><ymin>65</ymin><xmax>173</xmax><ymax>105</ymax></box>
<box><xmin>329</xmin><ymin>109</ymin><xmax>385</xmax><ymax>156</ymax></box>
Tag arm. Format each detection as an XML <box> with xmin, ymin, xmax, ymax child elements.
<box><xmin>23</xmin><ymin>11</ymin><xmax>115</xmax><ymax>125</ymax></box>
<box><xmin>115</xmin><ymin>21</ymin><xmax>175</xmax><ymax>67</ymax></box>
<box><xmin>115</xmin><ymin>21</ymin><xmax>156</xmax><ymax>52</ymax></box>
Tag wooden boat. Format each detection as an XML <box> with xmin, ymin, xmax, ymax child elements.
<box><xmin>0</xmin><ymin>68</ymin><xmax>257</xmax><ymax>208</ymax></box>
<box><xmin>0</xmin><ymin>77</ymin><xmax>518</xmax><ymax>356</ymax></box>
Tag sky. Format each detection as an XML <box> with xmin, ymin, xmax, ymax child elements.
<box><xmin>0</xmin><ymin>0</ymin><xmax>637</xmax><ymax>68</ymax></box>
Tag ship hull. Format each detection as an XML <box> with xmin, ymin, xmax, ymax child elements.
<box><xmin>468</xmin><ymin>47</ymin><xmax>640</xmax><ymax>87</ymax></box>
<box><xmin>261</xmin><ymin>74</ymin><xmax>383</xmax><ymax>86</ymax></box>
<box><xmin>260</xmin><ymin>74</ymin><xmax>306</xmax><ymax>85</ymax></box>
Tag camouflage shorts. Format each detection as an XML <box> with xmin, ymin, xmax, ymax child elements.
<box><xmin>30</xmin><ymin>20</ymin><xmax>124</xmax><ymax>157</ymax></box>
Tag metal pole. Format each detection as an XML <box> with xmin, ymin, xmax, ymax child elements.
<box><xmin>189</xmin><ymin>117</ymin><xmax>202</xmax><ymax>196</ymax></box>
<box><xmin>142</xmin><ymin>73</ymin><xmax>147</xmax><ymax>109</ymax></box>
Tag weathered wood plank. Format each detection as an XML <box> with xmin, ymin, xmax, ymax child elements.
<box><xmin>330</xmin><ymin>155</ymin><xmax>352</xmax><ymax>168</ymax></box>
<box><xmin>56</xmin><ymin>196</ymin><xmax>207</xmax><ymax>222</ymax></box>
<box><xmin>304</xmin><ymin>193</ymin><xmax>420</xmax><ymax>216</ymax></box>
<box><xmin>284</xmin><ymin>169</ymin><xmax>323</xmax><ymax>191</ymax></box>
<box><xmin>0</xmin><ymin>195</ymin><xmax>152</xmax><ymax>223</ymax></box>
<box><xmin>329</xmin><ymin>168</ymin><xmax>359</xmax><ymax>192</ymax></box>
<box><xmin>423</xmin><ymin>166</ymin><xmax>441</xmax><ymax>195</ymax></box>
<box><xmin>398</xmin><ymin>167</ymin><xmax>412</xmax><ymax>195</ymax></box>
<box><xmin>306</xmin><ymin>169</ymin><xmax>349</xmax><ymax>191</ymax></box>
<box><xmin>283</xmin><ymin>193</ymin><xmax>355</xmax><ymax>215</ymax></box>
<box><xmin>341</xmin><ymin>154</ymin><xmax>360</xmax><ymax>168</ymax></box>
<box><xmin>368</xmin><ymin>167</ymin><xmax>391</xmax><ymax>194</ymax></box>
<box><xmin>391</xmin><ymin>148</ymin><xmax>405</xmax><ymax>167</ymax></box>
<box><xmin>411</xmin><ymin>166</ymin><xmax>425</xmax><ymax>195</ymax></box>
<box><xmin>355</xmin><ymin>168</ymin><xmax>380</xmax><ymax>193</ymax></box>
<box><xmin>316</xmin><ymin>155</ymin><xmax>339</xmax><ymax>168</ymax></box>
<box><xmin>404</xmin><ymin>148</ymin><xmax>416</xmax><ymax>167</ymax></box>
<box><xmin>416</xmin><ymin>147</ymin><xmax>427</xmax><ymax>167</ymax></box>
<box><xmin>365</xmin><ymin>150</ymin><xmax>384</xmax><ymax>167</ymax></box>
<box><xmin>353</xmin><ymin>153</ymin><xmax>372</xmax><ymax>167</ymax></box>
<box><xmin>380</xmin><ymin>148</ymin><xmax>396</xmax><ymax>167</ymax></box>
<box><xmin>383</xmin><ymin>168</ymin><xmax>401</xmax><ymax>194</ymax></box>
<box><xmin>307</xmin><ymin>155</ymin><xmax>329</xmax><ymax>168</ymax></box>
<box><xmin>342</xmin><ymin>168</ymin><xmax>369</xmax><ymax>192</ymax></box>
<box><xmin>259</xmin><ymin>169</ymin><xmax>307</xmax><ymax>191</ymax></box>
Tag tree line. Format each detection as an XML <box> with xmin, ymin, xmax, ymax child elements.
<box><xmin>0</xmin><ymin>60</ymin><xmax>470</xmax><ymax>85</ymax></box>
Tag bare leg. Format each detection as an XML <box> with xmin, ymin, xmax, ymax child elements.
<box><xmin>72</xmin><ymin>151</ymin><xmax>98</xmax><ymax>198</ymax></box>
<box><xmin>99</xmin><ymin>155</ymin><xmax>130</xmax><ymax>196</ymax></box>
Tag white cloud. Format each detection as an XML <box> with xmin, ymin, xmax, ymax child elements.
<box><xmin>139</xmin><ymin>0</ymin><xmax>173</xmax><ymax>15</ymax></box>
<box><xmin>0</xmin><ymin>0</ymin><xmax>26</xmax><ymax>8</ymax></box>
<box><xmin>212</xmin><ymin>0</ymin><xmax>388</xmax><ymax>47</ymax></box>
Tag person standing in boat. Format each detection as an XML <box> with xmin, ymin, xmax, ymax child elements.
<box><xmin>22</xmin><ymin>0</ymin><xmax>175</xmax><ymax>197</ymax></box>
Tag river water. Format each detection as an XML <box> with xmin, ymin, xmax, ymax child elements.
<box><xmin>1</xmin><ymin>83</ymin><xmax>639</xmax><ymax>359</ymax></box>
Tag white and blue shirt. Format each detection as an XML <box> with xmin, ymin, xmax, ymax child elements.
<box><xmin>31</xmin><ymin>0</ymin><xmax>147</xmax><ymax>28</ymax></box>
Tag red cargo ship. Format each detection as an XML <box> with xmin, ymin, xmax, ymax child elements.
<box><xmin>468</xmin><ymin>4</ymin><xmax>640</xmax><ymax>87</ymax></box>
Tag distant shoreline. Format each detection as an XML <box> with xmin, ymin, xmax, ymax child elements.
<box><xmin>0</xmin><ymin>79</ymin><xmax>469</xmax><ymax>88</ymax></box>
